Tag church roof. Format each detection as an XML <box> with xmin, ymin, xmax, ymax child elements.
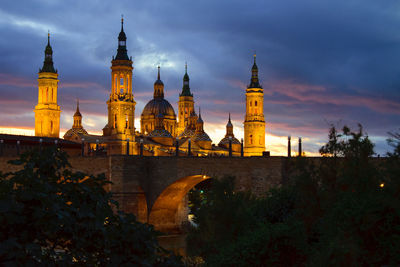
<box><xmin>193</xmin><ymin>132</ymin><xmax>212</xmax><ymax>142</ymax></box>
<box><xmin>148</xmin><ymin>128</ymin><xmax>173</xmax><ymax>138</ymax></box>
<box><xmin>178</xmin><ymin>127</ymin><xmax>196</xmax><ymax>139</ymax></box>
<box><xmin>218</xmin><ymin>136</ymin><xmax>241</xmax><ymax>146</ymax></box>
<box><xmin>141</xmin><ymin>98</ymin><xmax>176</xmax><ymax>118</ymax></box>
<box><xmin>63</xmin><ymin>127</ymin><xmax>88</xmax><ymax>139</ymax></box>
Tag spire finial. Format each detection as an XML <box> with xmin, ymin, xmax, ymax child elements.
<box><xmin>121</xmin><ymin>14</ymin><xmax>124</xmax><ymax>31</ymax></box>
<box><xmin>229</xmin><ymin>112</ymin><xmax>231</xmax><ymax>122</ymax></box>
<box><xmin>185</xmin><ymin>62</ymin><xmax>187</xmax><ymax>73</ymax></box>
<box><xmin>253</xmin><ymin>51</ymin><xmax>256</xmax><ymax>64</ymax></box>
<box><xmin>157</xmin><ymin>65</ymin><xmax>160</xmax><ymax>80</ymax></box>
<box><xmin>198</xmin><ymin>107</ymin><xmax>201</xmax><ymax>117</ymax></box>
<box><xmin>77</xmin><ymin>98</ymin><xmax>79</xmax><ymax>110</ymax></box>
<box><xmin>47</xmin><ymin>30</ymin><xmax>50</xmax><ymax>45</ymax></box>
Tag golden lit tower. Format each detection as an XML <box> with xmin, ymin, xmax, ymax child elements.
<box><xmin>103</xmin><ymin>17</ymin><xmax>135</xmax><ymax>139</ymax></box>
<box><xmin>34</xmin><ymin>32</ymin><xmax>61</xmax><ymax>138</ymax></box>
<box><xmin>177</xmin><ymin>63</ymin><xmax>194</xmax><ymax>135</ymax></box>
<box><xmin>244</xmin><ymin>54</ymin><xmax>265</xmax><ymax>156</ymax></box>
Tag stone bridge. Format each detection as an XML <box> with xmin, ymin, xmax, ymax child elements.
<box><xmin>1</xmin><ymin>155</ymin><xmax>288</xmax><ymax>233</ymax></box>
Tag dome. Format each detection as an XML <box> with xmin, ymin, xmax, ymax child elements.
<box><xmin>142</xmin><ymin>98</ymin><xmax>176</xmax><ymax>118</ymax></box>
<box><xmin>218</xmin><ymin>136</ymin><xmax>240</xmax><ymax>146</ymax></box>
<box><xmin>193</xmin><ymin>132</ymin><xmax>212</xmax><ymax>142</ymax></box>
<box><xmin>178</xmin><ymin>127</ymin><xmax>195</xmax><ymax>139</ymax></box>
<box><xmin>148</xmin><ymin>129</ymin><xmax>173</xmax><ymax>138</ymax></box>
<box><xmin>63</xmin><ymin>128</ymin><xmax>88</xmax><ymax>139</ymax></box>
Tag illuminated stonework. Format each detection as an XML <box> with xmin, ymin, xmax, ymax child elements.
<box><xmin>140</xmin><ymin>67</ymin><xmax>177</xmax><ymax>136</ymax></box>
<box><xmin>34</xmin><ymin>33</ymin><xmax>61</xmax><ymax>138</ymax></box>
<box><xmin>244</xmin><ymin>55</ymin><xmax>266</xmax><ymax>156</ymax></box>
<box><xmin>102</xmin><ymin>18</ymin><xmax>136</xmax><ymax>141</ymax></box>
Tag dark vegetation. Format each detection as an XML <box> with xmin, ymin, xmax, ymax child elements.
<box><xmin>0</xmin><ymin>148</ymin><xmax>182</xmax><ymax>266</ymax></box>
<box><xmin>187</xmin><ymin>126</ymin><xmax>400</xmax><ymax>266</ymax></box>
<box><xmin>1</xmin><ymin>125</ymin><xmax>399</xmax><ymax>266</ymax></box>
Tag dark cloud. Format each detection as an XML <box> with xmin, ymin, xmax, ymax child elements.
<box><xmin>0</xmin><ymin>0</ymin><xmax>399</xmax><ymax>155</ymax></box>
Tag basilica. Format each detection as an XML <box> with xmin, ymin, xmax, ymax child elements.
<box><xmin>35</xmin><ymin>19</ymin><xmax>266</xmax><ymax>157</ymax></box>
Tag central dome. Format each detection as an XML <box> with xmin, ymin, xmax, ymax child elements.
<box><xmin>142</xmin><ymin>98</ymin><xmax>176</xmax><ymax>117</ymax></box>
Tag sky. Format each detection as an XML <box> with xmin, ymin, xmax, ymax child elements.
<box><xmin>0</xmin><ymin>0</ymin><xmax>399</xmax><ymax>156</ymax></box>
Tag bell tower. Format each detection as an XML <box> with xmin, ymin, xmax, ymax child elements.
<box><xmin>244</xmin><ymin>54</ymin><xmax>265</xmax><ymax>156</ymax></box>
<box><xmin>34</xmin><ymin>32</ymin><xmax>61</xmax><ymax>138</ymax></box>
<box><xmin>177</xmin><ymin>63</ymin><xmax>194</xmax><ymax>135</ymax></box>
<box><xmin>103</xmin><ymin>17</ymin><xmax>136</xmax><ymax>139</ymax></box>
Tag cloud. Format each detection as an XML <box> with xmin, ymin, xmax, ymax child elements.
<box><xmin>0</xmin><ymin>0</ymin><xmax>399</xmax><ymax>156</ymax></box>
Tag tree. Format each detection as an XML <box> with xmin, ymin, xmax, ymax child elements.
<box><xmin>187</xmin><ymin>125</ymin><xmax>400</xmax><ymax>266</ymax></box>
<box><xmin>0</xmin><ymin>148</ymin><xmax>182</xmax><ymax>266</ymax></box>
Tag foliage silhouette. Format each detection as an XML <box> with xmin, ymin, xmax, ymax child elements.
<box><xmin>0</xmin><ymin>147</ymin><xmax>182</xmax><ymax>266</ymax></box>
<box><xmin>187</xmin><ymin>125</ymin><xmax>400</xmax><ymax>266</ymax></box>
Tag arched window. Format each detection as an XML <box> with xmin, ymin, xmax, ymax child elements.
<box><xmin>255</xmin><ymin>101</ymin><xmax>258</xmax><ymax>106</ymax></box>
<box><xmin>250</xmin><ymin>134</ymin><xmax>253</xmax><ymax>145</ymax></box>
<box><xmin>250</xmin><ymin>101</ymin><xmax>252</xmax><ymax>107</ymax></box>
<box><xmin>125</xmin><ymin>114</ymin><xmax>129</xmax><ymax>128</ymax></box>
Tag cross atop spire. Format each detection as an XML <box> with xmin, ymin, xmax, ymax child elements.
<box><xmin>157</xmin><ymin>65</ymin><xmax>160</xmax><ymax>80</ymax></box>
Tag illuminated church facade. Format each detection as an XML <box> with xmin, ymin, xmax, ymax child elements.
<box><xmin>34</xmin><ymin>19</ymin><xmax>266</xmax><ymax>157</ymax></box>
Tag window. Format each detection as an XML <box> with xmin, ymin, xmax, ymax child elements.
<box><xmin>250</xmin><ymin>101</ymin><xmax>252</xmax><ymax>107</ymax></box>
<box><xmin>125</xmin><ymin>114</ymin><xmax>129</xmax><ymax>128</ymax></box>
<box><xmin>250</xmin><ymin>134</ymin><xmax>253</xmax><ymax>145</ymax></box>
<box><xmin>114</xmin><ymin>114</ymin><xmax>117</xmax><ymax>128</ymax></box>
<box><xmin>255</xmin><ymin>101</ymin><xmax>258</xmax><ymax>106</ymax></box>
<box><xmin>120</xmin><ymin>78</ymin><xmax>124</xmax><ymax>85</ymax></box>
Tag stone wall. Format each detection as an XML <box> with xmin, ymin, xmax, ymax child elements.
<box><xmin>0</xmin><ymin>154</ymin><xmax>289</xmax><ymax>232</ymax></box>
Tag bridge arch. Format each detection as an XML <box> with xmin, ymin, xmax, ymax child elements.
<box><xmin>148</xmin><ymin>174</ymin><xmax>211</xmax><ymax>233</ymax></box>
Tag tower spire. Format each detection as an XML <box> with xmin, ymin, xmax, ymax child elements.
<box><xmin>180</xmin><ymin>63</ymin><xmax>192</xmax><ymax>96</ymax></box>
<box><xmin>248</xmin><ymin>53</ymin><xmax>261</xmax><ymax>89</ymax></box>
<box><xmin>74</xmin><ymin>99</ymin><xmax>81</xmax><ymax>117</ymax></box>
<box><xmin>39</xmin><ymin>32</ymin><xmax>56</xmax><ymax>73</ymax></box>
<box><xmin>226</xmin><ymin>113</ymin><xmax>233</xmax><ymax>136</ymax></box>
<box><xmin>115</xmin><ymin>16</ymin><xmax>129</xmax><ymax>60</ymax></box>
<box><xmin>153</xmin><ymin>66</ymin><xmax>164</xmax><ymax>99</ymax></box>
